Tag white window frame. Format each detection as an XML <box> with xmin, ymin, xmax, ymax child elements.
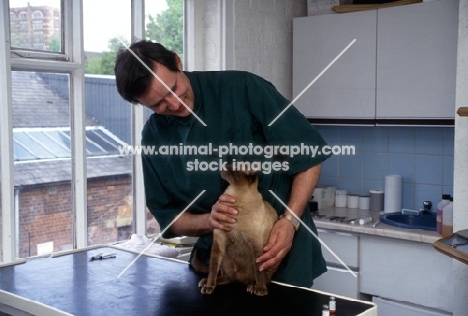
<box><xmin>0</xmin><ymin>0</ymin><xmax>149</xmax><ymax>263</ymax></box>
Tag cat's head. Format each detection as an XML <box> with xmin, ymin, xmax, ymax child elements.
<box><xmin>221</xmin><ymin>164</ymin><xmax>257</xmax><ymax>186</ymax></box>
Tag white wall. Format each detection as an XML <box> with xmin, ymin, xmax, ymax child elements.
<box><xmin>200</xmin><ymin>0</ymin><xmax>307</xmax><ymax>99</ymax></box>
<box><xmin>453</xmin><ymin>1</ymin><xmax>468</xmax><ymax>314</ymax></box>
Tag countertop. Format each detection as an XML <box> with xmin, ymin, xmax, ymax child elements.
<box><xmin>313</xmin><ymin>207</ymin><xmax>441</xmax><ymax>244</ymax></box>
<box><xmin>0</xmin><ymin>245</ymin><xmax>377</xmax><ymax>316</ymax></box>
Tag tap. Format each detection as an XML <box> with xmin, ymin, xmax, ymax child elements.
<box><xmin>420</xmin><ymin>201</ymin><xmax>432</xmax><ymax>215</ymax></box>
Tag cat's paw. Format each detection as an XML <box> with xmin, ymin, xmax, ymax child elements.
<box><xmin>247</xmin><ymin>284</ymin><xmax>268</xmax><ymax>296</ymax></box>
<box><xmin>198</xmin><ymin>278</ymin><xmax>207</xmax><ymax>288</ymax></box>
<box><xmin>198</xmin><ymin>278</ymin><xmax>215</xmax><ymax>294</ymax></box>
<box><xmin>200</xmin><ymin>285</ymin><xmax>215</xmax><ymax>294</ymax></box>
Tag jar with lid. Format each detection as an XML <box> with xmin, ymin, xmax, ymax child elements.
<box><xmin>335</xmin><ymin>190</ymin><xmax>347</xmax><ymax>208</ymax></box>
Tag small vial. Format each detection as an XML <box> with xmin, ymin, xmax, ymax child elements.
<box><xmin>329</xmin><ymin>296</ymin><xmax>336</xmax><ymax>313</ymax></box>
<box><xmin>322</xmin><ymin>304</ymin><xmax>330</xmax><ymax>316</ymax></box>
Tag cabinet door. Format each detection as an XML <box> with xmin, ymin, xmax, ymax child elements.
<box><xmin>293</xmin><ymin>11</ymin><xmax>377</xmax><ymax>119</ymax></box>
<box><xmin>376</xmin><ymin>0</ymin><xmax>458</xmax><ymax>119</ymax></box>
<box><xmin>360</xmin><ymin>235</ymin><xmax>453</xmax><ymax>313</ymax></box>
<box><xmin>317</xmin><ymin>229</ymin><xmax>359</xmax><ymax>268</ymax></box>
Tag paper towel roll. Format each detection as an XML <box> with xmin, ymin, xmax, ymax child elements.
<box><xmin>384</xmin><ymin>174</ymin><xmax>402</xmax><ymax>213</ymax></box>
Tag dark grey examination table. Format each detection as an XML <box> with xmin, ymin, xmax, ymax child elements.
<box><xmin>0</xmin><ymin>246</ymin><xmax>376</xmax><ymax>315</ymax></box>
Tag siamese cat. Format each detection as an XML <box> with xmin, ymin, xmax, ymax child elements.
<box><xmin>197</xmin><ymin>168</ymin><xmax>278</xmax><ymax>296</ymax></box>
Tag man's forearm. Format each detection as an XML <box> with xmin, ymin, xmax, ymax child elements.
<box><xmin>169</xmin><ymin>212</ymin><xmax>212</xmax><ymax>237</ymax></box>
<box><xmin>286</xmin><ymin>163</ymin><xmax>322</xmax><ymax>218</ymax></box>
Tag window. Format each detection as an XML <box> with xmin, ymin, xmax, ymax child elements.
<box><xmin>32</xmin><ymin>20</ymin><xmax>42</xmax><ymax>30</ymax></box>
<box><xmin>83</xmin><ymin>0</ymin><xmax>135</xmax><ymax>244</ymax></box>
<box><xmin>32</xmin><ymin>10</ymin><xmax>42</xmax><ymax>19</ymax></box>
<box><xmin>9</xmin><ymin>1</ymin><xmax>61</xmax><ymax>53</ymax></box>
<box><xmin>12</xmin><ymin>71</ymin><xmax>73</xmax><ymax>257</ymax></box>
<box><xmin>143</xmin><ymin>0</ymin><xmax>184</xmax><ymax>235</ymax></box>
<box><xmin>1</xmin><ymin>0</ymin><xmax>186</xmax><ymax>263</ymax></box>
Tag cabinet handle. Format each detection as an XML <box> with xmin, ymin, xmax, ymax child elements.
<box><xmin>317</xmin><ymin>228</ymin><xmax>358</xmax><ymax>238</ymax></box>
<box><xmin>457</xmin><ymin>107</ymin><xmax>468</xmax><ymax>117</ymax></box>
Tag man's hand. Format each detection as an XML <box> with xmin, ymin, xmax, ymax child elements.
<box><xmin>255</xmin><ymin>217</ymin><xmax>295</xmax><ymax>272</ymax></box>
<box><xmin>254</xmin><ymin>163</ymin><xmax>322</xmax><ymax>271</ymax></box>
<box><xmin>209</xmin><ymin>194</ymin><xmax>238</xmax><ymax>231</ymax></box>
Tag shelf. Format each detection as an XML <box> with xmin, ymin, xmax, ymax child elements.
<box><xmin>433</xmin><ymin>229</ymin><xmax>468</xmax><ymax>265</ymax></box>
<box><xmin>457</xmin><ymin>107</ymin><xmax>468</xmax><ymax>117</ymax></box>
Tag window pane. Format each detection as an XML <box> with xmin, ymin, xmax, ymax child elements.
<box><xmin>142</xmin><ymin>0</ymin><xmax>185</xmax><ymax>235</ymax></box>
<box><xmin>83</xmin><ymin>0</ymin><xmax>134</xmax><ymax>244</ymax></box>
<box><xmin>9</xmin><ymin>0</ymin><xmax>62</xmax><ymax>52</ymax></box>
<box><xmin>145</xmin><ymin>0</ymin><xmax>184</xmax><ymax>62</ymax></box>
<box><xmin>83</xmin><ymin>0</ymin><xmax>131</xmax><ymax>74</ymax></box>
<box><xmin>12</xmin><ymin>71</ymin><xmax>72</xmax><ymax>258</ymax></box>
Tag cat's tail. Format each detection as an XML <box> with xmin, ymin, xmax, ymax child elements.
<box><xmin>190</xmin><ymin>248</ymin><xmax>209</xmax><ymax>274</ymax></box>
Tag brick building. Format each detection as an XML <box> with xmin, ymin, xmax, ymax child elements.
<box><xmin>9</xmin><ymin>3</ymin><xmax>61</xmax><ymax>51</ymax></box>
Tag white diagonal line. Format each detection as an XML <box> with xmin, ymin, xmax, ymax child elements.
<box><xmin>269</xmin><ymin>190</ymin><xmax>357</xmax><ymax>278</ymax></box>
<box><xmin>117</xmin><ymin>190</ymin><xmax>206</xmax><ymax>278</ymax></box>
<box><xmin>117</xmin><ymin>39</ymin><xmax>207</xmax><ymax>127</ymax></box>
<box><xmin>268</xmin><ymin>39</ymin><xmax>356</xmax><ymax>126</ymax></box>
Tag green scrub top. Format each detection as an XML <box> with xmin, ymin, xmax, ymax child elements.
<box><xmin>141</xmin><ymin>70</ymin><xmax>330</xmax><ymax>287</ymax></box>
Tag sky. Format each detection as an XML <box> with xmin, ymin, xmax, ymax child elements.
<box><xmin>9</xmin><ymin>0</ymin><xmax>168</xmax><ymax>52</ymax></box>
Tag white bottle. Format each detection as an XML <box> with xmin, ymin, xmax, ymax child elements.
<box><xmin>442</xmin><ymin>198</ymin><xmax>453</xmax><ymax>237</ymax></box>
<box><xmin>436</xmin><ymin>194</ymin><xmax>451</xmax><ymax>235</ymax></box>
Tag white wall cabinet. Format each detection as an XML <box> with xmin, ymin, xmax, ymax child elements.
<box><xmin>293</xmin><ymin>10</ymin><xmax>377</xmax><ymax>119</ymax></box>
<box><xmin>293</xmin><ymin>0</ymin><xmax>458</xmax><ymax>121</ymax></box>
<box><xmin>360</xmin><ymin>234</ymin><xmax>453</xmax><ymax>313</ymax></box>
<box><xmin>376</xmin><ymin>0</ymin><xmax>458</xmax><ymax>119</ymax></box>
<box><xmin>312</xmin><ymin>229</ymin><xmax>453</xmax><ymax>313</ymax></box>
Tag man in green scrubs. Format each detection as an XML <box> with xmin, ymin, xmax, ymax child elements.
<box><xmin>114</xmin><ymin>41</ymin><xmax>331</xmax><ymax>287</ymax></box>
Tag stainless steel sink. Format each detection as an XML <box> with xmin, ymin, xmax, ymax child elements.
<box><xmin>380</xmin><ymin>212</ymin><xmax>437</xmax><ymax>231</ymax></box>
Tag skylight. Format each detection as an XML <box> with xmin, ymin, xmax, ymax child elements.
<box><xmin>13</xmin><ymin>126</ymin><xmax>128</xmax><ymax>161</ymax></box>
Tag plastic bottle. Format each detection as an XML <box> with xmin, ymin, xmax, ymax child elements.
<box><xmin>436</xmin><ymin>194</ymin><xmax>451</xmax><ymax>235</ymax></box>
<box><xmin>442</xmin><ymin>197</ymin><xmax>453</xmax><ymax>237</ymax></box>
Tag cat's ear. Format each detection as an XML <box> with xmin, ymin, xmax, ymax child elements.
<box><xmin>243</xmin><ymin>169</ymin><xmax>256</xmax><ymax>176</ymax></box>
<box><xmin>239</xmin><ymin>168</ymin><xmax>257</xmax><ymax>184</ymax></box>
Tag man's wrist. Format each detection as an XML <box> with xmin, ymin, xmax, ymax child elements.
<box><xmin>279</xmin><ymin>213</ymin><xmax>300</xmax><ymax>231</ymax></box>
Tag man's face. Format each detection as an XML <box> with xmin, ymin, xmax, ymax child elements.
<box><xmin>137</xmin><ymin>59</ymin><xmax>194</xmax><ymax>117</ymax></box>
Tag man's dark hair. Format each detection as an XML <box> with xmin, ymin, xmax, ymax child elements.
<box><xmin>114</xmin><ymin>40</ymin><xmax>179</xmax><ymax>104</ymax></box>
